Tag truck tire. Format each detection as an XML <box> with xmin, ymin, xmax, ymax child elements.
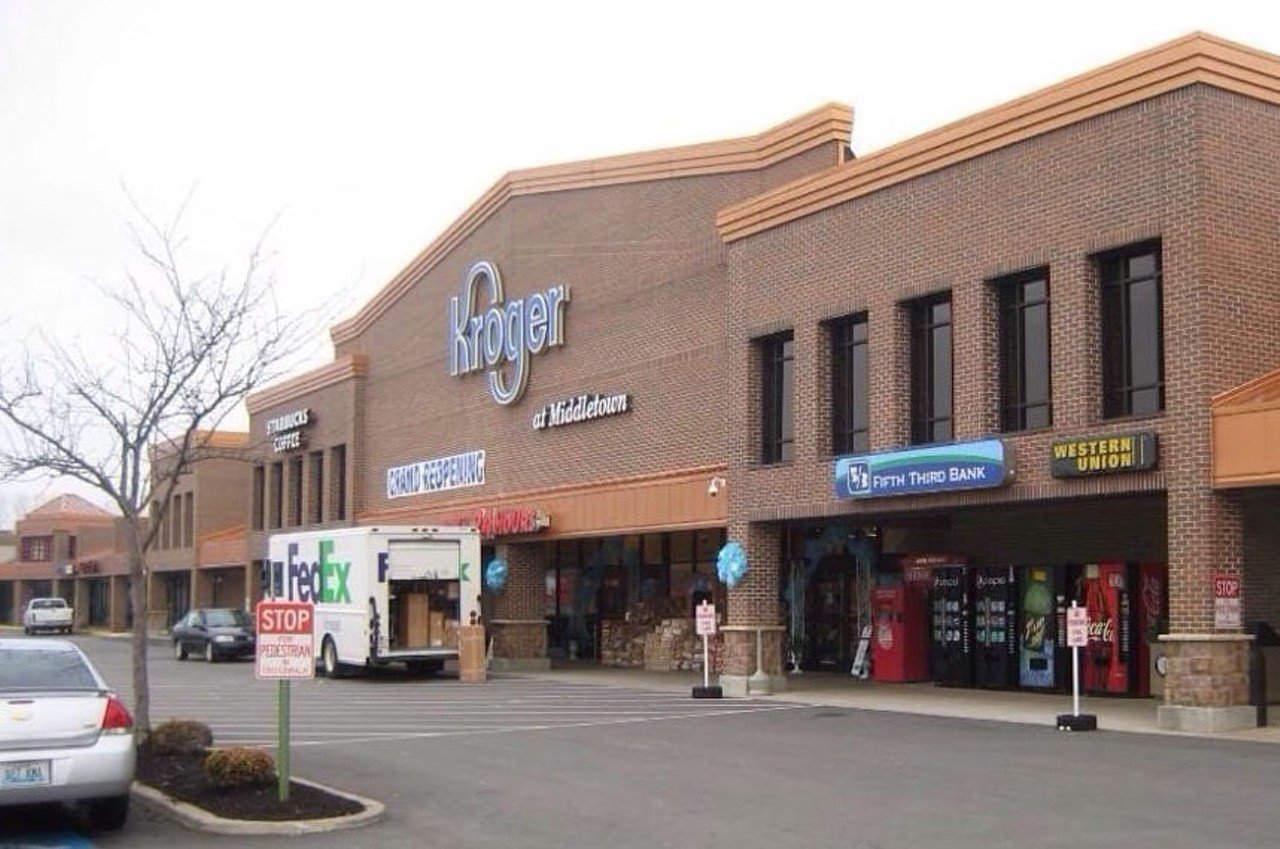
<box><xmin>322</xmin><ymin>637</ymin><xmax>347</xmax><ymax>679</ymax></box>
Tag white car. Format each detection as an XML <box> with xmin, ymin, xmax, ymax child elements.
<box><xmin>23</xmin><ymin>598</ymin><xmax>74</xmax><ymax>635</ymax></box>
<box><xmin>0</xmin><ymin>639</ymin><xmax>135</xmax><ymax>830</ymax></box>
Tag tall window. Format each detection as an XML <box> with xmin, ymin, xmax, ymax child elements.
<box><xmin>288</xmin><ymin>455</ymin><xmax>303</xmax><ymax>527</ymax></box>
<box><xmin>759</xmin><ymin>332</ymin><xmax>794</xmax><ymax>464</ymax></box>
<box><xmin>998</xmin><ymin>271</ymin><xmax>1052</xmax><ymax>431</ymax></box>
<box><xmin>269</xmin><ymin>462</ymin><xmax>283</xmax><ymax>529</ymax></box>
<box><xmin>251</xmin><ymin>465</ymin><xmax>265</xmax><ymax>531</ymax></box>
<box><xmin>308</xmin><ymin>450</ymin><xmax>325</xmax><ymax>525</ymax></box>
<box><xmin>171</xmin><ymin>494</ymin><xmax>182</xmax><ymax>550</ymax></box>
<box><xmin>910</xmin><ymin>294</ymin><xmax>953</xmax><ymax>444</ymax></box>
<box><xmin>831</xmin><ymin>313</ymin><xmax>870</xmax><ymax>455</ymax></box>
<box><xmin>330</xmin><ymin>444</ymin><xmax>347</xmax><ymax>521</ymax></box>
<box><xmin>1100</xmin><ymin>242</ymin><xmax>1164</xmax><ymax>418</ymax></box>
<box><xmin>183</xmin><ymin>493</ymin><xmax>194</xmax><ymax>548</ymax></box>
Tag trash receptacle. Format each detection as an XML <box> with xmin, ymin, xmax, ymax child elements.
<box><xmin>458</xmin><ymin>624</ymin><xmax>487</xmax><ymax>683</ymax></box>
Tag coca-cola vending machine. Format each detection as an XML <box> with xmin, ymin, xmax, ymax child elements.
<box><xmin>929</xmin><ymin>561</ymin><xmax>972</xmax><ymax>687</ymax></box>
<box><xmin>871</xmin><ymin>584</ymin><xmax>929</xmax><ymax>682</ymax></box>
<box><xmin>973</xmin><ymin>566</ymin><xmax>1017</xmax><ymax>689</ymax></box>
<box><xmin>1079</xmin><ymin>561</ymin><xmax>1131</xmax><ymax>694</ymax></box>
<box><xmin>1018</xmin><ymin>565</ymin><xmax>1067</xmax><ymax>690</ymax></box>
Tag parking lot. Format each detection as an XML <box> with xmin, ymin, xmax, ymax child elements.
<box><xmin>7</xmin><ymin>633</ymin><xmax>1280</xmax><ymax>849</ymax></box>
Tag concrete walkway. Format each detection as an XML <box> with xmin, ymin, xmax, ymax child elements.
<box><xmin>516</xmin><ymin>664</ymin><xmax>1280</xmax><ymax>744</ymax></box>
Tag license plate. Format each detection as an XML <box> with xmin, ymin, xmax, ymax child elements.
<box><xmin>2</xmin><ymin>760</ymin><xmax>51</xmax><ymax>788</ymax></box>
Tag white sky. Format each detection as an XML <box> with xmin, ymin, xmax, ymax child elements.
<box><xmin>2</xmin><ymin>0</ymin><xmax>1277</xmax><ymax>525</ymax></box>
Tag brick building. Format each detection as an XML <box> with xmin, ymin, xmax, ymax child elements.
<box><xmin>0</xmin><ymin>494</ymin><xmax>131</xmax><ymax>631</ymax></box>
<box><xmin>144</xmin><ymin>432</ymin><xmax>252</xmax><ymax>631</ymax></box>
<box><xmin>243</xmin><ymin>33</ymin><xmax>1280</xmax><ymax>731</ymax></box>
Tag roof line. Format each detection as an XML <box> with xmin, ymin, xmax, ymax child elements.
<box><xmin>246</xmin><ymin>353</ymin><xmax>370</xmax><ymax>414</ymax></box>
<box><xmin>716</xmin><ymin>32</ymin><xmax>1280</xmax><ymax>242</ymax></box>
<box><xmin>328</xmin><ymin>105</ymin><xmax>852</xmax><ymax>346</ymax></box>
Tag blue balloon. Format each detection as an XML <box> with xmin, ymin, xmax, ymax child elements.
<box><xmin>716</xmin><ymin>541</ymin><xmax>749</xmax><ymax>588</ymax></box>
<box><xmin>484</xmin><ymin>558</ymin><xmax>508</xmax><ymax>592</ymax></box>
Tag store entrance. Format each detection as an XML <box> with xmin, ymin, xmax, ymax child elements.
<box><xmin>804</xmin><ymin>552</ymin><xmax>857</xmax><ymax>671</ymax></box>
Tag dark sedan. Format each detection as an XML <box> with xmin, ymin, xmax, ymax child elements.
<box><xmin>171</xmin><ymin>608</ymin><xmax>256</xmax><ymax>662</ymax></box>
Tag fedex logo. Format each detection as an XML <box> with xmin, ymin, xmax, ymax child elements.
<box><xmin>270</xmin><ymin>540</ymin><xmax>352</xmax><ymax>604</ymax></box>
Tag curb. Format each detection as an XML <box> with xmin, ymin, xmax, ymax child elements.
<box><xmin>131</xmin><ymin>776</ymin><xmax>386</xmax><ymax>836</ymax></box>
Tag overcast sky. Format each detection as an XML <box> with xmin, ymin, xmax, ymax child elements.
<box><xmin>1</xmin><ymin>0</ymin><xmax>1277</xmax><ymax>526</ymax></box>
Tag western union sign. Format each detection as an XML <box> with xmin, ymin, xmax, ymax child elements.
<box><xmin>1050</xmin><ymin>432</ymin><xmax>1158</xmax><ymax>478</ymax></box>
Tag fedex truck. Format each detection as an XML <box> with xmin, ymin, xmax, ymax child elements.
<box><xmin>265</xmin><ymin>526</ymin><xmax>482</xmax><ymax>677</ymax></box>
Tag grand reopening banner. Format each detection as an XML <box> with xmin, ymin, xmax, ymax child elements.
<box><xmin>833</xmin><ymin>439</ymin><xmax>1011</xmax><ymax>499</ymax></box>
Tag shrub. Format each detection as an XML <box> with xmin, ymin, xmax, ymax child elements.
<box><xmin>203</xmin><ymin>747</ymin><xmax>276</xmax><ymax>788</ymax></box>
<box><xmin>146</xmin><ymin>719</ymin><xmax>214</xmax><ymax>755</ymax></box>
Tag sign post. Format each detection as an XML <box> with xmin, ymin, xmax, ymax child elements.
<box><xmin>255</xmin><ymin>601</ymin><xmax>315</xmax><ymax>802</ymax></box>
<box><xmin>692</xmin><ymin>601</ymin><xmax>722</xmax><ymax>699</ymax></box>
<box><xmin>1057</xmin><ymin>601</ymin><xmax>1096</xmax><ymax>732</ymax></box>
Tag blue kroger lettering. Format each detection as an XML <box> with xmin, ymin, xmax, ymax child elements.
<box><xmin>448</xmin><ymin>260</ymin><xmax>569</xmax><ymax>405</ymax></box>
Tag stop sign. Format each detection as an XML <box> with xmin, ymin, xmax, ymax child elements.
<box><xmin>255</xmin><ymin>601</ymin><xmax>315</xmax><ymax>680</ymax></box>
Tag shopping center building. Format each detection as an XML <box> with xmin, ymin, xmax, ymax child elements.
<box><xmin>240</xmin><ymin>32</ymin><xmax>1280</xmax><ymax>731</ymax></box>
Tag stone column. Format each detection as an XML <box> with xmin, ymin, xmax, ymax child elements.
<box><xmin>1158</xmin><ymin>489</ymin><xmax>1255</xmax><ymax>731</ymax></box>
<box><xmin>721</xmin><ymin>522</ymin><xmax>785</xmax><ymax>696</ymax></box>
<box><xmin>487</xmin><ymin>542</ymin><xmax>549</xmax><ymax>671</ymax></box>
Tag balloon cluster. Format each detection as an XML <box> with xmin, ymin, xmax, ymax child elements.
<box><xmin>484</xmin><ymin>558</ymin><xmax>509</xmax><ymax>592</ymax></box>
<box><xmin>716</xmin><ymin>541</ymin><xmax>748</xmax><ymax>588</ymax></box>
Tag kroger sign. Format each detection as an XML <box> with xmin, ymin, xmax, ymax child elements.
<box><xmin>448</xmin><ymin>260</ymin><xmax>569</xmax><ymax>406</ymax></box>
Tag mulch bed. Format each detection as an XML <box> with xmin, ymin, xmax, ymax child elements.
<box><xmin>136</xmin><ymin>748</ymin><xmax>364</xmax><ymax>822</ymax></box>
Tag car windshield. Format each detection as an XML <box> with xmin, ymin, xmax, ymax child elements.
<box><xmin>0</xmin><ymin>646</ymin><xmax>98</xmax><ymax>691</ymax></box>
<box><xmin>31</xmin><ymin>599</ymin><xmax>67</xmax><ymax>609</ymax></box>
<box><xmin>204</xmin><ymin>610</ymin><xmax>249</xmax><ymax>628</ymax></box>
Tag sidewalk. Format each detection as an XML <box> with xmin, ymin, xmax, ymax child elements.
<box><xmin>517</xmin><ymin>664</ymin><xmax>1280</xmax><ymax>744</ymax></box>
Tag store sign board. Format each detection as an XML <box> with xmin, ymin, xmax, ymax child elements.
<box><xmin>443</xmin><ymin>507</ymin><xmax>550</xmax><ymax>538</ymax></box>
<box><xmin>532</xmin><ymin>392</ymin><xmax>630</xmax><ymax>430</ymax></box>
<box><xmin>265</xmin><ymin>408</ymin><xmax>312</xmax><ymax>454</ymax></box>
<box><xmin>448</xmin><ymin>260</ymin><xmax>570</xmax><ymax>406</ymax></box>
<box><xmin>387</xmin><ymin>450</ymin><xmax>486</xmax><ymax>499</ymax></box>
<box><xmin>1213</xmin><ymin>572</ymin><xmax>1241</xmax><ymax>629</ymax></box>
<box><xmin>833</xmin><ymin>439</ymin><xmax>1010</xmax><ymax>499</ymax></box>
<box><xmin>1050</xmin><ymin>432</ymin><xmax>1157</xmax><ymax>478</ymax></box>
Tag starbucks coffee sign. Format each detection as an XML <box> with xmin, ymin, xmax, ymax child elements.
<box><xmin>448</xmin><ymin>260</ymin><xmax>570</xmax><ymax>406</ymax></box>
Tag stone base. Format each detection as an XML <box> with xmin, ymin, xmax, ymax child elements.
<box><xmin>1156</xmin><ymin>705</ymin><xmax>1257</xmax><ymax>733</ymax></box>
<box><xmin>719</xmin><ymin>674</ymin><xmax>788</xmax><ymax>697</ymax></box>
<box><xmin>488</xmin><ymin>657</ymin><xmax>551</xmax><ymax>672</ymax></box>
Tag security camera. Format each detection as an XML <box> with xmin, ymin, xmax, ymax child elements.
<box><xmin>707</xmin><ymin>476</ymin><xmax>725</xmax><ymax>497</ymax></box>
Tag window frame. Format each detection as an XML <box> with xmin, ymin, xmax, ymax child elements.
<box><xmin>1099</xmin><ymin>241</ymin><xmax>1164</xmax><ymax>419</ymax></box>
<box><xmin>759</xmin><ymin>331</ymin><xmax>795</xmax><ymax>465</ymax></box>
<box><xmin>997</xmin><ymin>269</ymin><xmax>1053</xmax><ymax>432</ymax></box>
<box><xmin>830</xmin><ymin>312</ymin><xmax>870</xmax><ymax>456</ymax></box>
<box><xmin>909</xmin><ymin>293</ymin><xmax>953</xmax><ymax>445</ymax></box>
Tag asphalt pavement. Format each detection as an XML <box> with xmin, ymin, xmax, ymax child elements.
<box><xmin>5</xmin><ymin>633</ymin><xmax>1280</xmax><ymax>849</ymax></box>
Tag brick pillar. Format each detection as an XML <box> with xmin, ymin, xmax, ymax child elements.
<box><xmin>72</xmin><ymin>579</ymin><xmax>89</xmax><ymax>629</ymax></box>
<box><xmin>721</xmin><ymin>523</ymin><xmax>785</xmax><ymax>696</ymax></box>
<box><xmin>12</xmin><ymin>580</ymin><xmax>26</xmax><ymax>626</ymax></box>
<box><xmin>109</xmin><ymin>576</ymin><xmax>129</xmax><ymax>632</ymax></box>
<box><xmin>487</xmin><ymin>543</ymin><xmax>549</xmax><ymax>671</ymax></box>
<box><xmin>1158</xmin><ymin>489</ymin><xmax>1255</xmax><ymax>731</ymax></box>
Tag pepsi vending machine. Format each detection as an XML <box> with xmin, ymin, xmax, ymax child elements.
<box><xmin>973</xmin><ymin>566</ymin><xmax>1018</xmax><ymax>688</ymax></box>
<box><xmin>929</xmin><ymin>562</ymin><xmax>973</xmax><ymax>687</ymax></box>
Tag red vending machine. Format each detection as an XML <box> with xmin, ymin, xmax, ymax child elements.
<box><xmin>1079</xmin><ymin>561</ymin><xmax>1131</xmax><ymax>694</ymax></box>
<box><xmin>871</xmin><ymin>585</ymin><xmax>929</xmax><ymax>682</ymax></box>
<box><xmin>1136</xmin><ymin>562</ymin><xmax>1168</xmax><ymax>697</ymax></box>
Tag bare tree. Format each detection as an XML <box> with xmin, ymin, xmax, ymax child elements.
<box><xmin>0</xmin><ymin>199</ymin><xmax>318</xmax><ymax>734</ymax></box>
